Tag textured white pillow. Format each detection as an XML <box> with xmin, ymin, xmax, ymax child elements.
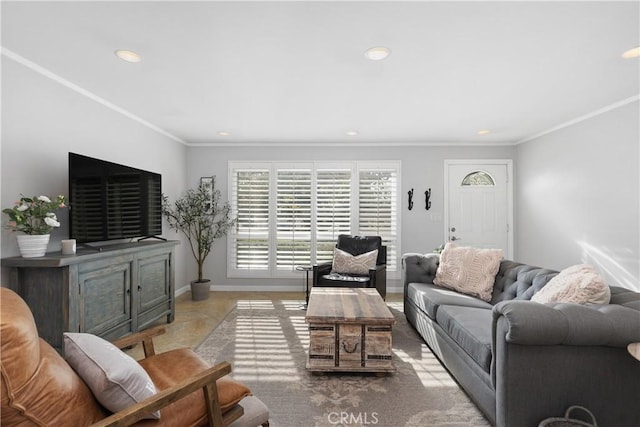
<box><xmin>332</xmin><ymin>248</ymin><xmax>378</xmax><ymax>275</ymax></box>
<box><xmin>433</xmin><ymin>243</ymin><xmax>504</xmax><ymax>302</ymax></box>
<box><xmin>532</xmin><ymin>264</ymin><xmax>611</xmax><ymax>305</ymax></box>
<box><xmin>63</xmin><ymin>332</ymin><xmax>159</xmax><ymax>419</ymax></box>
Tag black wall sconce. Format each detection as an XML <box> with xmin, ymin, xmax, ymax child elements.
<box><xmin>425</xmin><ymin>188</ymin><xmax>431</xmax><ymax>210</ymax></box>
<box><xmin>408</xmin><ymin>188</ymin><xmax>414</xmax><ymax>210</ymax></box>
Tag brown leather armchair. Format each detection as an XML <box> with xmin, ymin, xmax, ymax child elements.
<box><xmin>312</xmin><ymin>235</ymin><xmax>387</xmax><ymax>299</ymax></box>
<box><xmin>0</xmin><ymin>287</ymin><xmax>269</xmax><ymax>427</ymax></box>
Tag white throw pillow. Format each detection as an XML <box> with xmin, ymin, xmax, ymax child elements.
<box><xmin>532</xmin><ymin>264</ymin><xmax>611</xmax><ymax>305</ymax></box>
<box><xmin>433</xmin><ymin>243</ymin><xmax>504</xmax><ymax>302</ymax></box>
<box><xmin>63</xmin><ymin>332</ymin><xmax>160</xmax><ymax>419</ymax></box>
<box><xmin>331</xmin><ymin>248</ymin><xmax>378</xmax><ymax>275</ymax></box>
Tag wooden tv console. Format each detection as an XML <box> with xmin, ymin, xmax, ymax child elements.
<box><xmin>1</xmin><ymin>240</ymin><xmax>178</xmax><ymax>354</ymax></box>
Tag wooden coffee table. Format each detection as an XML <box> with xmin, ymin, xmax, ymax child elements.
<box><xmin>305</xmin><ymin>287</ymin><xmax>396</xmax><ymax>373</ymax></box>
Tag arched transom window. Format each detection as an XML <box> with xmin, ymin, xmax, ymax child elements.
<box><xmin>461</xmin><ymin>170</ymin><xmax>495</xmax><ymax>186</ymax></box>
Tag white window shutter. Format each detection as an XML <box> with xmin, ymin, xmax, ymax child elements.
<box><xmin>230</xmin><ymin>169</ymin><xmax>270</xmax><ymax>271</ymax></box>
<box><xmin>276</xmin><ymin>168</ymin><xmax>312</xmax><ymax>271</ymax></box>
<box><xmin>315</xmin><ymin>169</ymin><xmax>352</xmax><ymax>264</ymax></box>
<box><xmin>358</xmin><ymin>169</ymin><xmax>398</xmax><ymax>270</ymax></box>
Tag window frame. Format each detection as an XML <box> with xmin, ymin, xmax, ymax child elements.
<box><xmin>227</xmin><ymin>160</ymin><xmax>401</xmax><ymax>279</ymax></box>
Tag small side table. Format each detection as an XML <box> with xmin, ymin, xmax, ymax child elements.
<box><xmin>295</xmin><ymin>265</ymin><xmax>313</xmax><ymax>310</ymax></box>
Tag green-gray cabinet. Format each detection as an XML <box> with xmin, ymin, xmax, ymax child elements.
<box><xmin>1</xmin><ymin>240</ymin><xmax>178</xmax><ymax>353</ymax></box>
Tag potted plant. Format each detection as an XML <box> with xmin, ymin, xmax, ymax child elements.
<box><xmin>3</xmin><ymin>194</ymin><xmax>66</xmax><ymax>257</ymax></box>
<box><xmin>161</xmin><ymin>177</ymin><xmax>237</xmax><ymax>300</ymax></box>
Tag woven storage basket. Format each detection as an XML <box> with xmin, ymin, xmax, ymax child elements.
<box><xmin>538</xmin><ymin>406</ymin><xmax>598</xmax><ymax>427</ymax></box>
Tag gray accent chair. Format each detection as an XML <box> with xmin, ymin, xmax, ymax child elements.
<box><xmin>403</xmin><ymin>254</ymin><xmax>640</xmax><ymax>427</ymax></box>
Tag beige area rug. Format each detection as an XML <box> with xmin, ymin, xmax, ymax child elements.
<box><xmin>195</xmin><ymin>299</ymin><xmax>490</xmax><ymax>427</ymax></box>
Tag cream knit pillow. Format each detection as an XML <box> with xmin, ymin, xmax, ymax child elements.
<box><xmin>434</xmin><ymin>243</ymin><xmax>504</xmax><ymax>302</ymax></box>
<box><xmin>532</xmin><ymin>264</ymin><xmax>611</xmax><ymax>305</ymax></box>
<box><xmin>332</xmin><ymin>248</ymin><xmax>378</xmax><ymax>275</ymax></box>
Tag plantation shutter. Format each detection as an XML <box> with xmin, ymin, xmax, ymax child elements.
<box><xmin>231</xmin><ymin>169</ymin><xmax>270</xmax><ymax>271</ymax></box>
<box><xmin>228</xmin><ymin>161</ymin><xmax>400</xmax><ymax>278</ymax></box>
<box><xmin>276</xmin><ymin>168</ymin><xmax>312</xmax><ymax>271</ymax></box>
<box><xmin>358</xmin><ymin>169</ymin><xmax>398</xmax><ymax>270</ymax></box>
<box><xmin>315</xmin><ymin>169</ymin><xmax>352</xmax><ymax>264</ymax></box>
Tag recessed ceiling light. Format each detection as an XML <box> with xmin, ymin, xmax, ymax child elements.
<box><xmin>114</xmin><ymin>49</ymin><xmax>141</xmax><ymax>63</ymax></box>
<box><xmin>346</xmin><ymin>130</ymin><xmax>359</xmax><ymax>136</ymax></box>
<box><xmin>364</xmin><ymin>47</ymin><xmax>390</xmax><ymax>61</ymax></box>
<box><xmin>622</xmin><ymin>46</ymin><xmax>640</xmax><ymax>59</ymax></box>
<box><xmin>218</xmin><ymin>131</ymin><xmax>231</xmax><ymax>136</ymax></box>
<box><xmin>477</xmin><ymin>129</ymin><xmax>491</xmax><ymax>135</ymax></box>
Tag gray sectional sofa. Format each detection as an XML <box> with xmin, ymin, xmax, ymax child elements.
<box><xmin>402</xmin><ymin>253</ymin><xmax>640</xmax><ymax>427</ymax></box>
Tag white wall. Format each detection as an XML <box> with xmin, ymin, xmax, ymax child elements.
<box><xmin>185</xmin><ymin>144</ymin><xmax>515</xmax><ymax>292</ymax></box>
<box><xmin>515</xmin><ymin>101</ymin><xmax>639</xmax><ymax>290</ymax></box>
<box><xmin>1</xmin><ymin>57</ymin><xmax>189</xmax><ymax>288</ymax></box>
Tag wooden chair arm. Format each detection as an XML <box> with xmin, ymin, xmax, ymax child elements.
<box><xmin>89</xmin><ymin>361</ymin><xmax>238</xmax><ymax>427</ymax></box>
<box><xmin>111</xmin><ymin>325</ymin><xmax>167</xmax><ymax>357</ymax></box>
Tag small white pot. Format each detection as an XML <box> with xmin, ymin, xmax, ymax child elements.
<box><xmin>16</xmin><ymin>234</ymin><xmax>51</xmax><ymax>258</ymax></box>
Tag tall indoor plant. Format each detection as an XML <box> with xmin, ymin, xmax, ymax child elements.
<box><xmin>161</xmin><ymin>177</ymin><xmax>236</xmax><ymax>300</ymax></box>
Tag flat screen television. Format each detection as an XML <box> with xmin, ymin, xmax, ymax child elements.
<box><xmin>68</xmin><ymin>153</ymin><xmax>162</xmax><ymax>244</ymax></box>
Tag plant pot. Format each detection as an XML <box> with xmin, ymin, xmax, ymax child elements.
<box><xmin>16</xmin><ymin>234</ymin><xmax>50</xmax><ymax>258</ymax></box>
<box><xmin>190</xmin><ymin>279</ymin><xmax>211</xmax><ymax>301</ymax></box>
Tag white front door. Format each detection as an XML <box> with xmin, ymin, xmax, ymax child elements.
<box><xmin>444</xmin><ymin>160</ymin><xmax>513</xmax><ymax>258</ymax></box>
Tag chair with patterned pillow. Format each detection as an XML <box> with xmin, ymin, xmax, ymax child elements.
<box><xmin>312</xmin><ymin>234</ymin><xmax>387</xmax><ymax>299</ymax></box>
<box><xmin>0</xmin><ymin>287</ymin><xmax>269</xmax><ymax>427</ymax></box>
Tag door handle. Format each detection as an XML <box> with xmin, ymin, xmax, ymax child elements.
<box><xmin>450</xmin><ymin>236</ymin><xmax>461</xmax><ymax>241</ymax></box>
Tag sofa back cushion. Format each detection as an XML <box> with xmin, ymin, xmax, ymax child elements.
<box><xmin>337</xmin><ymin>235</ymin><xmax>386</xmax><ymax>265</ymax></box>
<box><xmin>490</xmin><ymin>261</ymin><xmax>558</xmax><ymax>304</ymax></box>
<box><xmin>1</xmin><ymin>288</ymin><xmax>106</xmax><ymax>426</ymax></box>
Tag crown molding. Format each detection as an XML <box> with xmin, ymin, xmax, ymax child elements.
<box><xmin>1</xmin><ymin>47</ymin><xmax>187</xmax><ymax>145</ymax></box>
<box><xmin>516</xmin><ymin>95</ymin><xmax>640</xmax><ymax>145</ymax></box>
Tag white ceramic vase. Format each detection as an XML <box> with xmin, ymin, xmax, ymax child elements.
<box><xmin>16</xmin><ymin>234</ymin><xmax>50</xmax><ymax>258</ymax></box>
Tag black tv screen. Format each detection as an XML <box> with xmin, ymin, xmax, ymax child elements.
<box><xmin>69</xmin><ymin>153</ymin><xmax>162</xmax><ymax>243</ymax></box>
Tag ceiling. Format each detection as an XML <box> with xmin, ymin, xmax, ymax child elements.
<box><xmin>2</xmin><ymin>1</ymin><xmax>639</xmax><ymax>146</ymax></box>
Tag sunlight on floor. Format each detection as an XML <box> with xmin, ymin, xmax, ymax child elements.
<box><xmin>394</xmin><ymin>346</ymin><xmax>457</xmax><ymax>388</ymax></box>
<box><xmin>231</xmin><ymin>300</ymin><xmax>305</xmax><ymax>382</ymax></box>
<box><xmin>185</xmin><ymin>295</ymin><xmax>457</xmax><ymax>389</ymax></box>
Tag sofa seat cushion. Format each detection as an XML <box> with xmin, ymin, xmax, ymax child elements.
<box><xmin>435</xmin><ymin>305</ymin><xmax>493</xmax><ymax>372</ymax></box>
<box><xmin>136</xmin><ymin>348</ymin><xmax>252</xmax><ymax>427</ymax></box>
<box><xmin>407</xmin><ymin>282</ymin><xmax>493</xmax><ymax>319</ymax></box>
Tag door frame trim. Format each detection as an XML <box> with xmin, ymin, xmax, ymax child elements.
<box><xmin>443</xmin><ymin>159</ymin><xmax>514</xmax><ymax>259</ymax></box>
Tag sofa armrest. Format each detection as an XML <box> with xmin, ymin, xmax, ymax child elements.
<box><xmin>492</xmin><ymin>300</ymin><xmax>640</xmax><ymax>347</ymax></box>
<box><xmin>491</xmin><ymin>300</ymin><xmax>640</xmax><ymax>427</ymax></box>
<box><xmin>401</xmin><ymin>253</ymin><xmax>439</xmax><ymax>290</ymax></box>
<box><xmin>312</xmin><ymin>262</ymin><xmax>333</xmax><ymax>286</ymax></box>
<box><xmin>90</xmin><ymin>361</ymin><xmax>238</xmax><ymax>427</ymax></box>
